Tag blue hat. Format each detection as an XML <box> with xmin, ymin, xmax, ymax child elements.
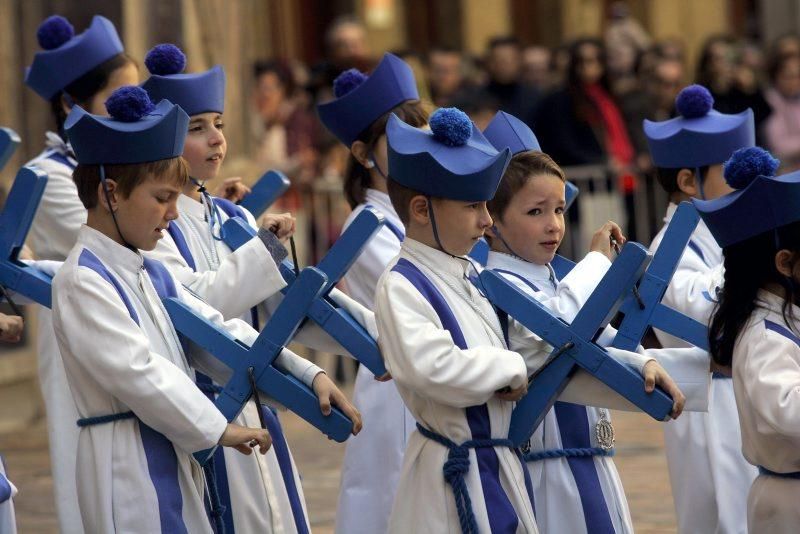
<box><xmin>140</xmin><ymin>44</ymin><xmax>225</xmax><ymax>116</ymax></box>
<box><xmin>25</xmin><ymin>15</ymin><xmax>124</xmax><ymax>100</ymax></box>
<box><xmin>66</xmin><ymin>86</ymin><xmax>189</xmax><ymax>165</ymax></box>
<box><xmin>318</xmin><ymin>53</ymin><xmax>419</xmax><ymax>146</ymax></box>
<box><xmin>644</xmin><ymin>85</ymin><xmax>754</xmax><ymax>168</ymax></box>
<box><xmin>387</xmin><ymin>107</ymin><xmax>511</xmax><ymax>202</ymax></box>
<box><xmin>692</xmin><ymin>147</ymin><xmax>791</xmax><ymax>248</ymax></box>
<box><xmin>483</xmin><ymin>111</ymin><xmax>541</xmax><ymax>154</ymax></box>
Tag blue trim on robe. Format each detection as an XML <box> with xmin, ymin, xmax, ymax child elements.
<box><xmin>0</xmin><ymin>466</ymin><xmax>11</xmax><ymax>504</ymax></box>
<box><xmin>167</xmin><ymin>222</ymin><xmax>197</xmax><ymax>272</ymax></box>
<box><xmin>764</xmin><ymin>319</ymin><xmax>800</xmax><ymax>348</ymax></box>
<box><xmin>491</xmin><ymin>269</ymin><xmax>541</xmax><ymax>293</ymax></box>
<box><xmin>213</xmin><ymin>197</ymin><xmax>248</xmax><ymax>220</ymax></box>
<box><xmin>46</xmin><ymin>151</ymin><xmax>75</xmax><ymax>169</ymax></box>
<box><xmin>365</xmin><ymin>204</ymin><xmax>404</xmax><ymax>242</ymax></box>
<box><xmin>687</xmin><ymin>240</ymin><xmax>709</xmax><ymax>267</ymax></box>
<box><xmin>78</xmin><ymin>249</ymin><xmax>140</xmax><ymax>325</ymax></box>
<box><xmin>392</xmin><ymin>257</ymin><xmax>522</xmax><ymax>533</ymax></box>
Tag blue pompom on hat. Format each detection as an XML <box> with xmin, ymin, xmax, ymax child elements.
<box><xmin>693</xmin><ymin>147</ymin><xmax>800</xmax><ymax>248</ymax></box>
<box><xmin>26</xmin><ymin>15</ymin><xmax>124</xmax><ymax>100</ymax></box>
<box><xmin>318</xmin><ymin>53</ymin><xmax>420</xmax><ymax>146</ymax></box>
<box><xmin>140</xmin><ymin>43</ymin><xmax>225</xmax><ymax>116</ymax></box>
<box><xmin>643</xmin><ymin>84</ymin><xmax>754</xmax><ymax>168</ymax></box>
<box><xmin>66</xmin><ymin>86</ymin><xmax>189</xmax><ymax>165</ymax></box>
<box><xmin>386</xmin><ymin>107</ymin><xmax>511</xmax><ymax>202</ymax></box>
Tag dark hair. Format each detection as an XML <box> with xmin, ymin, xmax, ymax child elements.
<box><xmin>767</xmin><ymin>52</ymin><xmax>800</xmax><ymax>83</ymax></box>
<box><xmin>654</xmin><ymin>166</ymin><xmax>710</xmax><ymax>195</ymax></box>
<box><xmin>488</xmin><ymin>36</ymin><xmax>521</xmax><ymax>52</ymax></box>
<box><xmin>566</xmin><ymin>37</ymin><xmax>611</xmax><ymax>91</ymax></box>
<box><xmin>709</xmin><ymin>221</ymin><xmax>800</xmax><ymax>366</ymax></box>
<box><xmin>695</xmin><ymin>34</ymin><xmax>736</xmax><ymax>88</ymax></box>
<box><xmin>253</xmin><ymin>59</ymin><xmax>296</xmax><ymax>96</ymax></box>
<box><xmin>49</xmin><ymin>53</ymin><xmax>136</xmax><ymax>137</ymax></box>
<box><xmin>487</xmin><ymin>151</ymin><xmax>566</xmax><ymax>221</ymax></box>
<box><xmin>73</xmin><ymin>157</ymin><xmax>189</xmax><ymax>209</ymax></box>
<box><xmin>386</xmin><ymin>177</ymin><xmax>423</xmax><ymax>225</ymax></box>
<box><xmin>343</xmin><ymin>99</ymin><xmax>429</xmax><ymax>209</ymax></box>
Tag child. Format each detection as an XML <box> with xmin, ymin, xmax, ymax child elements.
<box><xmin>483</xmin><ymin>111</ymin><xmax>713</xmax><ymax>533</ymax></box>
<box><xmin>376</xmin><ymin>107</ymin><xmax>685</xmax><ymax>533</ymax></box>
<box><xmin>140</xmin><ymin>44</ymin><xmax>362</xmax><ymax>533</ymax></box>
<box><xmin>694</xmin><ymin>146</ymin><xmax>800</xmax><ymax>533</ymax></box>
<box><xmin>317</xmin><ymin>53</ymin><xmax>427</xmax><ymax>534</ymax></box>
<box><xmin>52</xmin><ymin>86</ymin><xmax>349</xmax><ymax>532</ymax></box>
<box><xmin>23</xmin><ymin>15</ymin><xmax>138</xmax><ymax>532</ymax></box>
<box><xmin>0</xmin><ymin>311</ymin><xmax>24</xmax><ymax>534</ymax></box>
<box><xmin>645</xmin><ymin>84</ymin><xmax>758</xmax><ymax>533</ymax></box>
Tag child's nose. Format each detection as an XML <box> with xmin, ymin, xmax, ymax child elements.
<box><xmin>479</xmin><ymin>203</ymin><xmax>493</xmax><ymax>228</ymax></box>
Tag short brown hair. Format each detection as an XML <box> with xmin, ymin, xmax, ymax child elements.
<box><xmin>487</xmin><ymin>150</ymin><xmax>566</xmax><ymax>222</ymax></box>
<box><xmin>73</xmin><ymin>156</ymin><xmax>189</xmax><ymax>209</ymax></box>
<box><xmin>387</xmin><ymin>177</ymin><xmax>426</xmax><ymax>225</ymax></box>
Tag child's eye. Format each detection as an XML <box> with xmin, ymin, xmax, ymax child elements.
<box><xmin>215</xmin><ymin>122</ymin><xmax>225</xmax><ymax>130</ymax></box>
<box><xmin>189</xmin><ymin>125</ymin><xmax>203</xmax><ymax>133</ymax></box>
<box><xmin>555</xmin><ymin>207</ymin><xmax>565</xmax><ymax>214</ymax></box>
<box><xmin>468</xmin><ymin>203</ymin><xmax>480</xmax><ymax>209</ymax></box>
<box><xmin>528</xmin><ymin>208</ymin><xmax>542</xmax><ymax>216</ymax></box>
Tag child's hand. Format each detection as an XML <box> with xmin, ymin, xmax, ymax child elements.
<box><xmin>642</xmin><ymin>360</ymin><xmax>686</xmax><ymax>419</ymax></box>
<box><xmin>590</xmin><ymin>221</ymin><xmax>626</xmax><ymax>261</ymax></box>
<box><xmin>219</xmin><ymin>423</ymin><xmax>272</xmax><ymax>455</ymax></box>
<box><xmin>213</xmin><ymin>177</ymin><xmax>252</xmax><ymax>203</ymax></box>
<box><xmin>312</xmin><ymin>372</ymin><xmax>363</xmax><ymax>435</ymax></box>
<box><xmin>260</xmin><ymin>212</ymin><xmax>296</xmax><ymax>243</ymax></box>
<box><xmin>0</xmin><ymin>314</ymin><xmax>23</xmax><ymax>343</ymax></box>
<box><xmin>495</xmin><ymin>382</ymin><xmax>528</xmax><ymax>402</ymax></box>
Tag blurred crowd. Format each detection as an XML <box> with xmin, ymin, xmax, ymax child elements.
<box><xmin>243</xmin><ymin>12</ymin><xmax>800</xmax><ymax>247</ymax></box>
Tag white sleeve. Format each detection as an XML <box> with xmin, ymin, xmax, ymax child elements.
<box><xmin>341</xmin><ymin>224</ymin><xmax>402</xmax><ymax>307</ymax></box>
<box><xmin>52</xmin><ymin>268</ymin><xmax>227</xmax><ymax>453</ymax></box>
<box><xmin>147</xmin><ymin>229</ymin><xmax>286</xmax><ymax>320</ymax></box>
<box><xmin>27</xmin><ymin>160</ymin><xmax>86</xmax><ymax>259</ymax></box>
<box><xmin>661</xmin><ymin>251</ymin><xmax>724</xmax><ymax>325</ymax></box>
<box><xmin>376</xmin><ymin>271</ymin><xmax>527</xmax><ymax>407</ymax></box>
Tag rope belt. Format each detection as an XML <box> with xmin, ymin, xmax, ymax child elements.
<box><xmin>416</xmin><ymin>423</ymin><xmax>515</xmax><ymax>534</ymax></box>
<box><xmin>523</xmin><ymin>446</ymin><xmax>614</xmax><ymax>462</ymax></box>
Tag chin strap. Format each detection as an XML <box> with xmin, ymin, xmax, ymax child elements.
<box><xmin>368</xmin><ymin>152</ymin><xmax>389</xmax><ymax>181</ymax></box>
<box><xmin>99</xmin><ymin>165</ymin><xmax>137</xmax><ymax>251</ymax></box>
<box><xmin>490</xmin><ymin>224</ymin><xmax>527</xmax><ymax>260</ymax></box>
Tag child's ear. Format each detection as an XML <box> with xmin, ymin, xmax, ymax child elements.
<box><xmin>676</xmin><ymin>169</ymin><xmax>699</xmax><ymax>197</ymax></box>
<box><xmin>409</xmin><ymin>195</ymin><xmax>430</xmax><ymax>225</ymax></box>
<box><xmin>775</xmin><ymin>249</ymin><xmax>796</xmax><ymax>277</ymax></box>
<box><xmin>350</xmin><ymin>141</ymin><xmax>372</xmax><ymax>169</ymax></box>
<box><xmin>96</xmin><ymin>179</ymin><xmax>119</xmax><ymax>213</ymax></box>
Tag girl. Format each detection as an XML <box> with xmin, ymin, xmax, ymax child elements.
<box><xmin>23</xmin><ymin>15</ymin><xmax>137</xmax><ymax>533</ymax></box>
<box><xmin>316</xmin><ymin>53</ymin><xmax>428</xmax><ymax>534</ymax></box>
<box><xmin>141</xmin><ymin>44</ymin><xmax>363</xmax><ymax>533</ymax></box>
<box><xmin>698</xmin><ymin>146</ymin><xmax>800</xmax><ymax>533</ymax></box>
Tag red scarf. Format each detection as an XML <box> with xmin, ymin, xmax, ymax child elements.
<box><xmin>583</xmin><ymin>83</ymin><xmax>634</xmax><ymax>166</ymax></box>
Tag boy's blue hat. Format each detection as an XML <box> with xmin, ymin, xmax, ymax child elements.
<box><xmin>25</xmin><ymin>15</ymin><xmax>125</xmax><ymax>100</ymax></box>
<box><xmin>66</xmin><ymin>86</ymin><xmax>189</xmax><ymax>165</ymax></box>
<box><xmin>483</xmin><ymin>111</ymin><xmax>541</xmax><ymax>154</ymax></box>
<box><xmin>692</xmin><ymin>147</ymin><xmax>796</xmax><ymax>248</ymax></box>
<box><xmin>387</xmin><ymin>107</ymin><xmax>511</xmax><ymax>202</ymax></box>
<box><xmin>644</xmin><ymin>85</ymin><xmax>754</xmax><ymax>168</ymax></box>
<box><xmin>140</xmin><ymin>44</ymin><xmax>225</xmax><ymax>116</ymax></box>
<box><xmin>318</xmin><ymin>53</ymin><xmax>419</xmax><ymax>146</ymax></box>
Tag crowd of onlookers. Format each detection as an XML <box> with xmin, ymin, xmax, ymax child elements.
<box><xmin>243</xmin><ymin>13</ymin><xmax>800</xmax><ymax>246</ymax></box>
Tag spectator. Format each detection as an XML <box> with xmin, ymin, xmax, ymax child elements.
<box><xmin>521</xmin><ymin>45</ymin><xmax>552</xmax><ymax>91</ymax></box>
<box><xmin>764</xmin><ymin>54</ymin><xmax>800</xmax><ymax>171</ymax></box>
<box><xmin>481</xmin><ymin>36</ymin><xmax>539</xmax><ymax>123</ymax></box>
<box><xmin>309</xmin><ymin>16</ymin><xmax>372</xmax><ymax>106</ymax></box>
<box><xmin>427</xmin><ymin>46</ymin><xmax>468</xmax><ymax>107</ymax></box>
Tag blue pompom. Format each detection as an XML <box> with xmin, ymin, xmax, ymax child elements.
<box><xmin>37</xmin><ymin>15</ymin><xmax>74</xmax><ymax>50</ymax></box>
<box><xmin>430</xmin><ymin>107</ymin><xmax>472</xmax><ymax>147</ymax></box>
<box><xmin>105</xmin><ymin>86</ymin><xmax>155</xmax><ymax>122</ymax></box>
<box><xmin>333</xmin><ymin>69</ymin><xmax>368</xmax><ymax>98</ymax></box>
<box><xmin>675</xmin><ymin>84</ymin><xmax>714</xmax><ymax>119</ymax></box>
<box><xmin>723</xmin><ymin>147</ymin><xmax>780</xmax><ymax>189</ymax></box>
<box><xmin>145</xmin><ymin>44</ymin><xmax>186</xmax><ymax>76</ymax></box>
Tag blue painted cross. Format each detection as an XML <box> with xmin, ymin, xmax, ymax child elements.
<box><xmin>479</xmin><ymin>242</ymin><xmax>674</xmax><ymax>446</ymax></box>
<box><xmin>164</xmin><ymin>265</ymin><xmax>353</xmax><ymax>464</ymax></box>
<box><xmin>221</xmin><ymin>208</ymin><xmax>388</xmax><ymax>377</ymax></box>
<box><xmin>238</xmin><ymin>170</ymin><xmax>290</xmax><ymax>219</ymax></box>
<box><xmin>0</xmin><ymin>130</ymin><xmax>53</xmax><ymax>307</ymax></box>
<box><xmin>611</xmin><ymin>202</ymin><xmax>709</xmax><ymax>351</ymax></box>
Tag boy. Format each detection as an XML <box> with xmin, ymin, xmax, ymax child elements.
<box><xmin>52</xmin><ymin>86</ymin><xmax>351</xmax><ymax>532</ymax></box>
<box><xmin>645</xmin><ymin>84</ymin><xmax>758</xmax><ymax>534</ymax></box>
<box><xmin>376</xmin><ymin>107</ymin><xmax>685</xmax><ymax>533</ymax></box>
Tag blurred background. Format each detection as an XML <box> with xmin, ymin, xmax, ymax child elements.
<box><xmin>1</xmin><ymin>0</ymin><xmax>800</xmax><ymax>531</ymax></box>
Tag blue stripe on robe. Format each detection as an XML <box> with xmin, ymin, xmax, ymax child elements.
<box><xmin>78</xmin><ymin>249</ymin><xmax>140</xmax><ymax>325</ymax></box>
<box><xmin>365</xmin><ymin>204</ymin><xmax>404</xmax><ymax>242</ymax></box>
<box><xmin>764</xmin><ymin>319</ymin><xmax>800</xmax><ymax>348</ymax></box>
<box><xmin>687</xmin><ymin>240</ymin><xmax>709</xmax><ymax>267</ymax></box>
<box><xmin>392</xmin><ymin>257</ymin><xmax>521</xmax><ymax>533</ymax></box>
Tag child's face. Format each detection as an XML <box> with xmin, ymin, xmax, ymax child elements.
<box><xmin>114</xmin><ymin>175</ymin><xmax>182</xmax><ymax>251</ymax></box>
<box><xmin>700</xmin><ymin>164</ymin><xmax>734</xmax><ymax>200</ymax></box>
<box><xmin>182</xmin><ymin>113</ymin><xmax>226</xmax><ymax>181</ymax></box>
<box><xmin>428</xmin><ymin>197</ymin><xmax>494</xmax><ymax>256</ymax></box>
<box><xmin>492</xmin><ymin>174</ymin><xmax>565</xmax><ymax>265</ymax></box>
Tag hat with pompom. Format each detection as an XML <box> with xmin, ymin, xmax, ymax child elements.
<box><xmin>387</xmin><ymin>107</ymin><xmax>511</xmax><ymax>201</ymax></box>
<box><xmin>25</xmin><ymin>15</ymin><xmax>124</xmax><ymax>100</ymax></box>
<box><xmin>65</xmin><ymin>86</ymin><xmax>189</xmax><ymax>165</ymax></box>
<box><xmin>140</xmin><ymin>44</ymin><xmax>225</xmax><ymax>116</ymax></box>
<box><xmin>643</xmin><ymin>84</ymin><xmax>754</xmax><ymax>168</ymax></box>
<box><xmin>691</xmin><ymin>147</ymin><xmax>800</xmax><ymax>247</ymax></box>
<box><xmin>317</xmin><ymin>53</ymin><xmax>419</xmax><ymax>146</ymax></box>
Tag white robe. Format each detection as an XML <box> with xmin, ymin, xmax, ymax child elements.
<box><xmin>52</xmin><ymin>225</ymin><xmax>322</xmax><ymax>533</ymax></box>
<box><xmin>24</xmin><ymin>134</ymin><xmax>84</xmax><ymax>534</ymax></box>
<box><xmin>650</xmin><ymin>202</ymin><xmax>757</xmax><ymax>534</ymax></box>
<box><xmin>0</xmin><ymin>456</ymin><xmax>17</xmax><ymax>534</ymax></box>
<box><xmin>733</xmin><ymin>290</ymin><xmax>800</xmax><ymax>534</ymax></box>
<box><xmin>377</xmin><ymin>238</ymin><xmax>679</xmax><ymax>534</ymax></box>
<box><xmin>335</xmin><ymin>189</ymin><xmax>415</xmax><ymax>534</ymax></box>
